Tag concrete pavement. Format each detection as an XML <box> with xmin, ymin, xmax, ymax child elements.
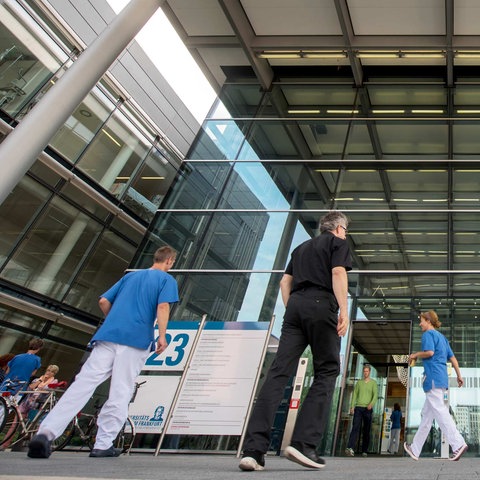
<box><xmin>0</xmin><ymin>450</ymin><xmax>479</xmax><ymax>480</ymax></box>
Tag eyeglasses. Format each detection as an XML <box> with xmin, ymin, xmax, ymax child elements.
<box><xmin>339</xmin><ymin>225</ymin><xmax>348</xmax><ymax>233</ymax></box>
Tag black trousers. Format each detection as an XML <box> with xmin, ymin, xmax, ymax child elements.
<box><xmin>347</xmin><ymin>406</ymin><xmax>373</xmax><ymax>453</ymax></box>
<box><xmin>243</xmin><ymin>288</ymin><xmax>340</xmax><ymax>453</ymax></box>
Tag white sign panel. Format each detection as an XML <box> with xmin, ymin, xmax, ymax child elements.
<box><xmin>129</xmin><ymin>375</ymin><xmax>181</xmax><ymax>433</ymax></box>
<box><xmin>167</xmin><ymin>321</ymin><xmax>270</xmax><ymax>435</ymax></box>
<box><xmin>144</xmin><ymin>321</ymin><xmax>199</xmax><ymax>371</ymax></box>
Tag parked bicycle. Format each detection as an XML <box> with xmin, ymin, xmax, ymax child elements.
<box><xmin>56</xmin><ymin>380</ymin><xmax>145</xmax><ymax>453</ymax></box>
<box><xmin>0</xmin><ymin>379</ymin><xmax>69</xmax><ymax>450</ymax></box>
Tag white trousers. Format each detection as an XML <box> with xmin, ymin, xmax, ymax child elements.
<box><xmin>410</xmin><ymin>387</ymin><xmax>465</xmax><ymax>457</ymax></box>
<box><xmin>388</xmin><ymin>428</ymin><xmax>401</xmax><ymax>453</ymax></box>
<box><xmin>39</xmin><ymin>341</ymin><xmax>149</xmax><ymax>450</ymax></box>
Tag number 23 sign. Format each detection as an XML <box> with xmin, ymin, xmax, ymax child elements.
<box><xmin>144</xmin><ymin>321</ymin><xmax>200</xmax><ymax>371</ymax></box>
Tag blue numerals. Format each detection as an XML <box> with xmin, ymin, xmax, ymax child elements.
<box><xmin>145</xmin><ymin>333</ymin><xmax>190</xmax><ymax>367</ymax></box>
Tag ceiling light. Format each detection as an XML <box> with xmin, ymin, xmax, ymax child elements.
<box><xmin>257</xmin><ymin>52</ymin><xmax>301</xmax><ymax>59</ymax></box>
<box><xmin>326</xmin><ymin>109</ymin><xmax>359</xmax><ymax>114</ymax></box>
<box><xmin>303</xmin><ymin>51</ymin><xmax>347</xmax><ymax>59</ymax></box>
<box><xmin>356</xmin><ymin>52</ymin><xmax>399</xmax><ymax>59</ymax></box>
<box><xmin>141</xmin><ymin>176</ymin><xmax>165</xmax><ymax>180</ymax></box>
<box><xmin>403</xmin><ymin>53</ymin><xmax>445</xmax><ymax>58</ymax></box>
<box><xmin>371</xmin><ymin>109</ymin><xmax>405</xmax><ymax>114</ymax></box>
<box><xmin>411</xmin><ymin>109</ymin><xmax>444</xmax><ymax>114</ymax></box>
<box><xmin>288</xmin><ymin>109</ymin><xmax>321</xmax><ymax>114</ymax></box>
<box><xmin>456</xmin><ymin>110</ymin><xmax>480</xmax><ymax>114</ymax></box>
<box><xmin>101</xmin><ymin>128</ymin><xmax>121</xmax><ymax>147</ymax></box>
<box><xmin>257</xmin><ymin>50</ymin><xmax>347</xmax><ymax>59</ymax></box>
<box><xmin>455</xmin><ymin>51</ymin><xmax>480</xmax><ymax>58</ymax></box>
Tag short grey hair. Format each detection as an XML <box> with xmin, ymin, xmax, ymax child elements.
<box><xmin>319</xmin><ymin>211</ymin><xmax>349</xmax><ymax>233</ymax></box>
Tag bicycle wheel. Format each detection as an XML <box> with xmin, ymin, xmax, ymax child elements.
<box><xmin>52</xmin><ymin>418</ymin><xmax>76</xmax><ymax>451</ymax></box>
<box><xmin>0</xmin><ymin>397</ymin><xmax>7</xmax><ymax>432</ymax></box>
<box><xmin>114</xmin><ymin>417</ymin><xmax>135</xmax><ymax>453</ymax></box>
<box><xmin>0</xmin><ymin>405</ymin><xmax>21</xmax><ymax>446</ymax></box>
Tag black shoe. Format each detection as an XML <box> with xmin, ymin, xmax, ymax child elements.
<box><xmin>239</xmin><ymin>450</ymin><xmax>265</xmax><ymax>471</ymax></box>
<box><xmin>27</xmin><ymin>434</ymin><xmax>52</xmax><ymax>459</ymax></box>
<box><xmin>284</xmin><ymin>442</ymin><xmax>325</xmax><ymax>469</ymax></box>
<box><xmin>89</xmin><ymin>446</ymin><xmax>123</xmax><ymax>457</ymax></box>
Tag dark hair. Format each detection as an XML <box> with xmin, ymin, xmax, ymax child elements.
<box><xmin>28</xmin><ymin>338</ymin><xmax>44</xmax><ymax>351</ymax></box>
<box><xmin>394</xmin><ymin>403</ymin><xmax>401</xmax><ymax>411</ymax></box>
<box><xmin>0</xmin><ymin>353</ymin><xmax>15</xmax><ymax>369</ymax></box>
<box><xmin>153</xmin><ymin>246</ymin><xmax>177</xmax><ymax>263</ymax></box>
<box><xmin>319</xmin><ymin>211</ymin><xmax>349</xmax><ymax>233</ymax></box>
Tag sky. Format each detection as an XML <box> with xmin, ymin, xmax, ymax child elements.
<box><xmin>106</xmin><ymin>0</ymin><xmax>216</xmax><ymax>123</ymax></box>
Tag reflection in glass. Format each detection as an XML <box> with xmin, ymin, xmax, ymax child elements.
<box><xmin>125</xmin><ymin>148</ymin><xmax>177</xmax><ymax>222</ymax></box>
<box><xmin>0</xmin><ymin>6</ymin><xmax>64</xmax><ymax>117</ymax></box>
<box><xmin>64</xmin><ymin>231</ymin><xmax>136</xmax><ymax>314</ymax></box>
<box><xmin>0</xmin><ymin>176</ymin><xmax>51</xmax><ymax>269</ymax></box>
<box><xmin>2</xmin><ymin>196</ymin><xmax>102</xmax><ymax>300</ymax></box>
<box><xmin>49</xmin><ymin>88</ymin><xmax>114</xmax><ymax>162</ymax></box>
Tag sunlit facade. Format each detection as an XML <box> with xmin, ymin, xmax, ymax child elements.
<box><xmin>0</xmin><ymin>0</ymin><xmax>197</xmax><ymax>379</ymax></box>
<box><xmin>2</xmin><ymin>0</ymin><xmax>480</xmax><ymax>456</ymax></box>
<box><xmin>133</xmin><ymin>0</ymin><xmax>480</xmax><ymax>455</ymax></box>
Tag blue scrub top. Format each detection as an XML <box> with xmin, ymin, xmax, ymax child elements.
<box><xmin>92</xmin><ymin>269</ymin><xmax>179</xmax><ymax>350</ymax></box>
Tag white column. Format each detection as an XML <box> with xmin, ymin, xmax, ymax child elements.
<box><xmin>0</xmin><ymin>0</ymin><xmax>162</xmax><ymax>206</ymax></box>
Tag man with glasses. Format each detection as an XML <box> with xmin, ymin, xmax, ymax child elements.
<box><xmin>239</xmin><ymin>211</ymin><xmax>352</xmax><ymax>471</ymax></box>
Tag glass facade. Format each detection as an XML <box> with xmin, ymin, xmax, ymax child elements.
<box><xmin>135</xmin><ymin>68</ymin><xmax>480</xmax><ymax>453</ymax></box>
<box><xmin>0</xmin><ymin>1</ymin><xmax>184</xmax><ymax>380</ymax></box>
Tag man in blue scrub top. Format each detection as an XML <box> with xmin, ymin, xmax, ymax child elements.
<box><xmin>28</xmin><ymin>246</ymin><xmax>179</xmax><ymax>459</ymax></box>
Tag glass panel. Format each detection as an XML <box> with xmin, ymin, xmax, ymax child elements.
<box><xmin>59</xmin><ymin>181</ymin><xmax>111</xmax><ymax>221</ymax></box>
<box><xmin>281</xmin><ymin>84</ymin><xmax>357</xmax><ymax>107</ymax></box>
<box><xmin>367</xmin><ymin>85</ymin><xmax>446</xmax><ymax>106</ymax></box>
<box><xmin>122</xmin><ymin>148</ymin><xmax>178</xmax><ymax>222</ymax></box>
<box><xmin>0</xmin><ymin>307</ymin><xmax>48</xmax><ymax>351</ymax></box>
<box><xmin>109</xmin><ymin>216</ymin><xmax>144</xmax><ymax>246</ymax></box>
<box><xmin>0</xmin><ymin>175</ymin><xmax>51</xmax><ymax>269</ymax></box>
<box><xmin>28</xmin><ymin>159</ymin><xmax>63</xmax><ymax>188</ymax></box>
<box><xmin>453</xmin><ymin>121</ymin><xmax>480</xmax><ymax>155</ymax></box>
<box><xmin>215</xmin><ymin>83</ymin><xmax>265</xmax><ymax>118</ymax></box>
<box><xmin>64</xmin><ymin>231</ymin><xmax>136</xmax><ymax>314</ymax></box>
<box><xmin>76</xmin><ymin>110</ymin><xmax>151</xmax><ymax>195</ymax></box>
<box><xmin>48</xmin><ymin>89</ymin><xmax>114</xmax><ymax>163</ymax></box>
<box><xmin>1</xmin><ymin>196</ymin><xmax>102</xmax><ymax>300</ymax></box>
<box><xmin>376</xmin><ymin>121</ymin><xmax>448</xmax><ymax>155</ymax></box>
<box><xmin>0</xmin><ymin>4</ymin><xmax>64</xmax><ymax>117</ymax></box>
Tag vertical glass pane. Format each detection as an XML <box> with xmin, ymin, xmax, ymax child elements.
<box><xmin>64</xmin><ymin>231</ymin><xmax>137</xmax><ymax>314</ymax></box>
<box><xmin>76</xmin><ymin>110</ymin><xmax>150</xmax><ymax>197</ymax></box>
<box><xmin>121</xmin><ymin>148</ymin><xmax>177</xmax><ymax>222</ymax></box>
<box><xmin>1</xmin><ymin>196</ymin><xmax>102</xmax><ymax>300</ymax></box>
<box><xmin>48</xmin><ymin>89</ymin><xmax>114</xmax><ymax>163</ymax></box>
<box><xmin>0</xmin><ymin>176</ymin><xmax>51</xmax><ymax>269</ymax></box>
<box><xmin>0</xmin><ymin>4</ymin><xmax>64</xmax><ymax>117</ymax></box>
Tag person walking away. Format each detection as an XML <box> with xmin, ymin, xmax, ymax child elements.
<box><xmin>345</xmin><ymin>365</ymin><xmax>378</xmax><ymax>457</ymax></box>
<box><xmin>404</xmin><ymin>310</ymin><xmax>467</xmax><ymax>461</ymax></box>
<box><xmin>387</xmin><ymin>403</ymin><xmax>402</xmax><ymax>454</ymax></box>
<box><xmin>27</xmin><ymin>246</ymin><xmax>179</xmax><ymax>459</ymax></box>
<box><xmin>0</xmin><ymin>353</ymin><xmax>15</xmax><ymax>385</ymax></box>
<box><xmin>239</xmin><ymin>210</ymin><xmax>352</xmax><ymax>471</ymax></box>
<box><xmin>0</xmin><ymin>338</ymin><xmax>44</xmax><ymax>394</ymax></box>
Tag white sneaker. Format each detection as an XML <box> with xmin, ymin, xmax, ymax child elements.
<box><xmin>450</xmin><ymin>444</ymin><xmax>468</xmax><ymax>461</ymax></box>
<box><xmin>403</xmin><ymin>442</ymin><xmax>418</xmax><ymax>461</ymax></box>
<box><xmin>239</xmin><ymin>456</ymin><xmax>265</xmax><ymax>471</ymax></box>
<box><xmin>345</xmin><ymin>447</ymin><xmax>354</xmax><ymax>456</ymax></box>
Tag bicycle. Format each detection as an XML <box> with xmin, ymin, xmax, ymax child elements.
<box><xmin>56</xmin><ymin>380</ymin><xmax>145</xmax><ymax>453</ymax></box>
<box><xmin>0</xmin><ymin>379</ymin><xmax>70</xmax><ymax>450</ymax></box>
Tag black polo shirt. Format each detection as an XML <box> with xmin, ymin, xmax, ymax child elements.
<box><xmin>285</xmin><ymin>231</ymin><xmax>352</xmax><ymax>294</ymax></box>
